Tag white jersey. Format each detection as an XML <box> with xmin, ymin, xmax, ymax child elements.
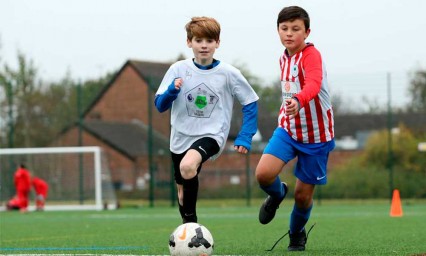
<box><xmin>156</xmin><ymin>59</ymin><xmax>259</xmax><ymax>158</ymax></box>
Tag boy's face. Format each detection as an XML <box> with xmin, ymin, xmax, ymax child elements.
<box><xmin>187</xmin><ymin>37</ymin><xmax>220</xmax><ymax>65</ymax></box>
<box><xmin>277</xmin><ymin>19</ymin><xmax>310</xmax><ymax>56</ymax></box>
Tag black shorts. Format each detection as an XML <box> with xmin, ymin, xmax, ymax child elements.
<box><xmin>171</xmin><ymin>137</ymin><xmax>220</xmax><ymax>184</ymax></box>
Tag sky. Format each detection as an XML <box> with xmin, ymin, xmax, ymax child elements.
<box><xmin>1</xmin><ymin>0</ymin><xmax>426</xmax><ymax>109</ymax></box>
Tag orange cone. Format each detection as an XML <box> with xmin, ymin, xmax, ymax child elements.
<box><xmin>390</xmin><ymin>189</ymin><xmax>403</xmax><ymax>217</ymax></box>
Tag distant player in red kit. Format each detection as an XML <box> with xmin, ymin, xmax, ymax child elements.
<box><xmin>7</xmin><ymin>164</ymin><xmax>31</xmax><ymax>212</ymax></box>
<box><xmin>32</xmin><ymin>177</ymin><xmax>49</xmax><ymax>211</ymax></box>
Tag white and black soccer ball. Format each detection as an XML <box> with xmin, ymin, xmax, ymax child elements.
<box><xmin>168</xmin><ymin>222</ymin><xmax>214</xmax><ymax>256</ymax></box>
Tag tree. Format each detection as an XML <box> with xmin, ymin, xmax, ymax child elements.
<box><xmin>0</xmin><ymin>67</ymin><xmax>8</xmax><ymax>147</ymax></box>
<box><xmin>0</xmin><ymin>51</ymin><xmax>115</xmax><ymax>148</ymax></box>
<box><xmin>408</xmin><ymin>69</ymin><xmax>426</xmax><ymax>112</ymax></box>
<box><xmin>257</xmin><ymin>79</ymin><xmax>281</xmax><ymax>114</ymax></box>
<box><xmin>0</xmin><ymin>52</ymin><xmax>39</xmax><ymax>147</ymax></box>
<box><xmin>330</xmin><ymin>92</ymin><xmax>366</xmax><ymax>115</ymax></box>
<box><xmin>361</xmin><ymin>124</ymin><xmax>422</xmax><ymax>172</ymax></box>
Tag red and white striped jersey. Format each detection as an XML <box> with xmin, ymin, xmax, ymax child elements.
<box><xmin>278</xmin><ymin>44</ymin><xmax>334</xmax><ymax>143</ymax></box>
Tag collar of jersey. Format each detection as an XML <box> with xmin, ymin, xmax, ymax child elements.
<box><xmin>192</xmin><ymin>58</ymin><xmax>220</xmax><ymax>70</ymax></box>
<box><xmin>284</xmin><ymin>42</ymin><xmax>315</xmax><ymax>57</ymax></box>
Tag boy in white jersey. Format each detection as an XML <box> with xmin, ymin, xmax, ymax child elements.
<box><xmin>255</xmin><ymin>6</ymin><xmax>335</xmax><ymax>251</ymax></box>
<box><xmin>155</xmin><ymin>17</ymin><xmax>259</xmax><ymax>224</ymax></box>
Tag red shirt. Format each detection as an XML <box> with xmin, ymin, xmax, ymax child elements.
<box><xmin>278</xmin><ymin>43</ymin><xmax>334</xmax><ymax>143</ymax></box>
<box><xmin>14</xmin><ymin>167</ymin><xmax>31</xmax><ymax>192</ymax></box>
<box><xmin>32</xmin><ymin>177</ymin><xmax>49</xmax><ymax>195</ymax></box>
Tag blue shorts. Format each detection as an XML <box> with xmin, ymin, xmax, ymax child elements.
<box><xmin>263</xmin><ymin>127</ymin><xmax>335</xmax><ymax>185</ymax></box>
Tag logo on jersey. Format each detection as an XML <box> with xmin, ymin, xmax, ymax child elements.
<box><xmin>284</xmin><ymin>82</ymin><xmax>291</xmax><ymax>92</ymax></box>
<box><xmin>292</xmin><ymin>65</ymin><xmax>299</xmax><ymax>77</ymax></box>
<box><xmin>281</xmin><ymin>81</ymin><xmax>298</xmax><ymax>101</ymax></box>
<box><xmin>195</xmin><ymin>95</ymin><xmax>207</xmax><ymax>109</ymax></box>
<box><xmin>185</xmin><ymin>83</ymin><xmax>218</xmax><ymax>118</ymax></box>
<box><xmin>187</xmin><ymin>94</ymin><xmax>194</xmax><ymax>102</ymax></box>
<box><xmin>185</xmin><ymin>69</ymin><xmax>192</xmax><ymax>80</ymax></box>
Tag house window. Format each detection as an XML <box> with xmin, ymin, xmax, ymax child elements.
<box><xmin>88</xmin><ymin>112</ymin><xmax>102</xmax><ymax>120</ymax></box>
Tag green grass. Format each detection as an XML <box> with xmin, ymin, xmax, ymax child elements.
<box><xmin>1</xmin><ymin>199</ymin><xmax>426</xmax><ymax>255</ymax></box>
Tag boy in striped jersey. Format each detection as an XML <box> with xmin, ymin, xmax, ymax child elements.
<box><xmin>255</xmin><ymin>6</ymin><xmax>335</xmax><ymax>251</ymax></box>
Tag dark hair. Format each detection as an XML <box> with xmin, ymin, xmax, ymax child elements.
<box><xmin>20</xmin><ymin>163</ymin><xmax>26</xmax><ymax>168</ymax></box>
<box><xmin>277</xmin><ymin>6</ymin><xmax>310</xmax><ymax>31</ymax></box>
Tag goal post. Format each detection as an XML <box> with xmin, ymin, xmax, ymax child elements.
<box><xmin>0</xmin><ymin>146</ymin><xmax>117</xmax><ymax>211</ymax></box>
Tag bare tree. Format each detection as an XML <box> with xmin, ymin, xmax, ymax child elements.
<box><xmin>408</xmin><ymin>69</ymin><xmax>426</xmax><ymax>112</ymax></box>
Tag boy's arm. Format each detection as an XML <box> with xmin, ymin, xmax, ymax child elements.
<box><xmin>293</xmin><ymin>52</ymin><xmax>323</xmax><ymax>108</ymax></box>
<box><xmin>154</xmin><ymin>79</ymin><xmax>181</xmax><ymax>112</ymax></box>
<box><xmin>234</xmin><ymin>101</ymin><xmax>258</xmax><ymax>152</ymax></box>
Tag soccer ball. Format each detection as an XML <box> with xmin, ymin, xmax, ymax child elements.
<box><xmin>168</xmin><ymin>222</ymin><xmax>214</xmax><ymax>256</ymax></box>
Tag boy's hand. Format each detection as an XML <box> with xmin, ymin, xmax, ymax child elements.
<box><xmin>234</xmin><ymin>145</ymin><xmax>248</xmax><ymax>154</ymax></box>
<box><xmin>174</xmin><ymin>78</ymin><xmax>183</xmax><ymax>90</ymax></box>
<box><xmin>285</xmin><ymin>98</ymin><xmax>300</xmax><ymax>119</ymax></box>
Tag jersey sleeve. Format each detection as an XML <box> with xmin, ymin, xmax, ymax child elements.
<box><xmin>230</xmin><ymin>68</ymin><xmax>259</xmax><ymax>106</ymax></box>
<box><xmin>154</xmin><ymin>81</ymin><xmax>180</xmax><ymax>112</ymax></box>
<box><xmin>229</xmin><ymin>66</ymin><xmax>259</xmax><ymax>151</ymax></box>
<box><xmin>294</xmin><ymin>49</ymin><xmax>323</xmax><ymax>108</ymax></box>
<box><xmin>234</xmin><ymin>101</ymin><xmax>258</xmax><ymax>151</ymax></box>
<box><xmin>154</xmin><ymin>63</ymin><xmax>181</xmax><ymax>112</ymax></box>
<box><xmin>155</xmin><ymin>63</ymin><xmax>179</xmax><ymax>95</ymax></box>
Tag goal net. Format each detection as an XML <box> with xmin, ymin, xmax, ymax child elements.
<box><xmin>0</xmin><ymin>146</ymin><xmax>117</xmax><ymax>211</ymax></box>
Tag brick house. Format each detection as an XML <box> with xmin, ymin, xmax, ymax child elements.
<box><xmin>53</xmin><ymin>60</ymin><xmax>173</xmax><ymax>192</ymax></box>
